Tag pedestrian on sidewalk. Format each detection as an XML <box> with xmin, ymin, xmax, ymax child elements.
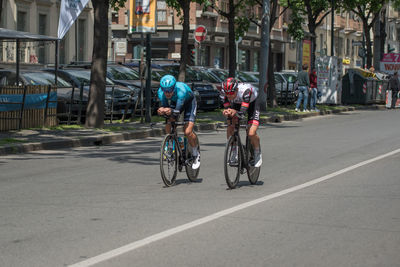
<box><xmin>309</xmin><ymin>69</ymin><xmax>319</xmax><ymax>112</ymax></box>
<box><xmin>389</xmin><ymin>72</ymin><xmax>400</xmax><ymax>109</ymax></box>
<box><xmin>295</xmin><ymin>64</ymin><xmax>310</xmax><ymax>112</ymax></box>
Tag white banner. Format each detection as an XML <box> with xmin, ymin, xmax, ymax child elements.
<box><xmin>58</xmin><ymin>0</ymin><xmax>89</xmax><ymax>39</ymax></box>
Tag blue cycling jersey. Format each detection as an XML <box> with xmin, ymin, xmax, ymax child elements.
<box><xmin>158</xmin><ymin>82</ymin><xmax>194</xmax><ymax>113</ymax></box>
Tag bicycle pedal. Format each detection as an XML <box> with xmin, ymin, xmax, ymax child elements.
<box><xmin>228</xmin><ymin>161</ymin><xmax>239</xmax><ymax>167</ymax></box>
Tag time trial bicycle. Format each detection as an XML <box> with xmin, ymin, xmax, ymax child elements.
<box><xmin>160</xmin><ymin>118</ymin><xmax>200</xmax><ymax>187</ymax></box>
<box><xmin>224</xmin><ymin>116</ymin><xmax>260</xmax><ymax>189</ymax></box>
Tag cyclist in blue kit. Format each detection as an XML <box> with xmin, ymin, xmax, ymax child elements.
<box><xmin>157</xmin><ymin>75</ymin><xmax>200</xmax><ymax>169</ymax></box>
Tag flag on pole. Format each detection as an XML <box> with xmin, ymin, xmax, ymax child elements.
<box><xmin>58</xmin><ymin>0</ymin><xmax>89</xmax><ymax>39</ymax></box>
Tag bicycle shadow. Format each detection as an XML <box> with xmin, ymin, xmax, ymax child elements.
<box><xmin>163</xmin><ymin>178</ymin><xmax>204</xmax><ymax>187</ymax></box>
<box><xmin>225</xmin><ymin>180</ymin><xmax>264</xmax><ymax>190</ymax></box>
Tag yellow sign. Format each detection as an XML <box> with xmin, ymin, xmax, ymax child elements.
<box><xmin>342</xmin><ymin>58</ymin><xmax>350</xmax><ymax>65</ymax></box>
<box><xmin>129</xmin><ymin>0</ymin><xmax>157</xmax><ymax>33</ymax></box>
<box><xmin>302</xmin><ymin>40</ymin><xmax>311</xmax><ymax>70</ymax></box>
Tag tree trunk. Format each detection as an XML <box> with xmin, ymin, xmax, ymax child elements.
<box><xmin>178</xmin><ymin>0</ymin><xmax>190</xmax><ymax>82</ymax></box>
<box><xmin>365</xmin><ymin>24</ymin><xmax>373</xmax><ymax>69</ymax></box>
<box><xmin>267</xmin><ymin>48</ymin><xmax>277</xmax><ymax>107</ymax></box>
<box><xmin>258</xmin><ymin>0</ymin><xmax>273</xmax><ymax>111</ymax></box>
<box><xmin>0</xmin><ymin>0</ymin><xmax>4</xmax><ymax>23</ymax></box>
<box><xmin>85</xmin><ymin>0</ymin><xmax>109</xmax><ymax>128</ymax></box>
<box><xmin>228</xmin><ymin>0</ymin><xmax>236</xmax><ymax>77</ymax></box>
<box><xmin>309</xmin><ymin>25</ymin><xmax>317</xmax><ymax>70</ymax></box>
<box><xmin>228</xmin><ymin>13</ymin><xmax>236</xmax><ymax>77</ymax></box>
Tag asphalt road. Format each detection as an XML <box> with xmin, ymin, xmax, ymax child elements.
<box><xmin>1</xmin><ymin>110</ymin><xmax>400</xmax><ymax>267</ymax></box>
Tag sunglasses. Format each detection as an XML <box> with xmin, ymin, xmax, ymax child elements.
<box><xmin>163</xmin><ymin>88</ymin><xmax>174</xmax><ymax>93</ymax></box>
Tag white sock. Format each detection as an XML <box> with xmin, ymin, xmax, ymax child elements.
<box><xmin>192</xmin><ymin>146</ymin><xmax>199</xmax><ymax>157</ymax></box>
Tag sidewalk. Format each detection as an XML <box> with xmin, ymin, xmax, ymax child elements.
<box><xmin>0</xmin><ymin>105</ymin><xmax>386</xmax><ymax>156</ymax></box>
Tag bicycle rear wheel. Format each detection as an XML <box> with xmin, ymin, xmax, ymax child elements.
<box><xmin>246</xmin><ymin>137</ymin><xmax>260</xmax><ymax>185</ymax></box>
<box><xmin>160</xmin><ymin>135</ymin><xmax>178</xmax><ymax>187</ymax></box>
<box><xmin>185</xmin><ymin>134</ymin><xmax>200</xmax><ymax>182</ymax></box>
<box><xmin>224</xmin><ymin>135</ymin><xmax>241</xmax><ymax>189</ymax></box>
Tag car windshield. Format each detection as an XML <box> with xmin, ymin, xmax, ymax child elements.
<box><xmin>161</xmin><ymin>65</ymin><xmax>202</xmax><ymax>82</ymax></box>
<box><xmin>237</xmin><ymin>71</ymin><xmax>258</xmax><ymax>83</ymax></box>
<box><xmin>197</xmin><ymin>70</ymin><xmax>222</xmax><ymax>83</ymax></box>
<box><xmin>211</xmin><ymin>69</ymin><xmax>229</xmax><ymax>80</ymax></box>
<box><xmin>185</xmin><ymin>68</ymin><xmax>202</xmax><ymax>82</ymax></box>
<box><xmin>23</xmin><ymin>72</ymin><xmax>71</xmax><ymax>87</ymax></box>
<box><xmin>152</xmin><ymin>69</ymin><xmax>168</xmax><ymax>81</ymax></box>
<box><xmin>283</xmin><ymin>73</ymin><xmax>297</xmax><ymax>83</ymax></box>
<box><xmin>64</xmin><ymin>70</ymin><xmax>114</xmax><ymax>85</ymax></box>
<box><xmin>107</xmin><ymin>66</ymin><xmax>139</xmax><ymax>80</ymax></box>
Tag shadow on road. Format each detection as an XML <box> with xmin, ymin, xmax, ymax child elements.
<box><xmin>225</xmin><ymin>180</ymin><xmax>264</xmax><ymax>190</ymax></box>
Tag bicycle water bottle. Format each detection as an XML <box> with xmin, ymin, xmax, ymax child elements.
<box><xmin>178</xmin><ymin>137</ymin><xmax>184</xmax><ymax>151</ymax></box>
<box><xmin>183</xmin><ymin>137</ymin><xmax>188</xmax><ymax>154</ymax></box>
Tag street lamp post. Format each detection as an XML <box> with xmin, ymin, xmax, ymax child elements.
<box><xmin>331</xmin><ymin>0</ymin><xmax>335</xmax><ymax>56</ymax></box>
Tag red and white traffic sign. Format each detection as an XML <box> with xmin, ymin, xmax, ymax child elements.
<box><xmin>194</xmin><ymin>26</ymin><xmax>207</xmax><ymax>43</ymax></box>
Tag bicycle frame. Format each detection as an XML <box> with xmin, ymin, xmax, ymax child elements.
<box><xmin>230</xmin><ymin>117</ymin><xmax>250</xmax><ymax>172</ymax></box>
<box><xmin>167</xmin><ymin>120</ymin><xmax>192</xmax><ymax>170</ymax></box>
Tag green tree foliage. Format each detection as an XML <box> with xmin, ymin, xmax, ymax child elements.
<box><xmin>246</xmin><ymin>0</ymin><xmax>290</xmax><ymax>107</ymax></box>
<box><xmin>339</xmin><ymin>0</ymin><xmax>397</xmax><ymax>68</ymax></box>
<box><xmin>282</xmin><ymin>0</ymin><xmax>330</xmax><ymax>69</ymax></box>
<box><xmin>165</xmin><ymin>0</ymin><xmax>197</xmax><ymax>82</ymax></box>
<box><xmin>202</xmin><ymin>0</ymin><xmax>252</xmax><ymax>77</ymax></box>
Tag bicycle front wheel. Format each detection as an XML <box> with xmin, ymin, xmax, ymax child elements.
<box><xmin>185</xmin><ymin>134</ymin><xmax>200</xmax><ymax>182</ymax></box>
<box><xmin>246</xmin><ymin>137</ymin><xmax>260</xmax><ymax>185</ymax></box>
<box><xmin>160</xmin><ymin>135</ymin><xmax>178</xmax><ymax>187</ymax></box>
<box><xmin>224</xmin><ymin>135</ymin><xmax>241</xmax><ymax>189</ymax></box>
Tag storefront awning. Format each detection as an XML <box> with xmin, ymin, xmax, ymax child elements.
<box><xmin>0</xmin><ymin>28</ymin><xmax>58</xmax><ymax>41</ymax></box>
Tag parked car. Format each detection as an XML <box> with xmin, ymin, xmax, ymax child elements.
<box><xmin>244</xmin><ymin>71</ymin><xmax>260</xmax><ymax>81</ymax></box>
<box><xmin>190</xmin><ymin>66</ymin><xmax>224</xmax><ymax>90</ymax></box>
<box><xmin>148</xmin><ymin>62</ymin><xmax>221</xmax><ymax>111</ymax></box>
<box><xmin>274</xmin><ymin>72</ymin><xmax>298</xmax><ymax>104</ymax></box>
<box><xmin>45</xmin><ymin>68</ymin><xmax>134</xmax><ymax>119</ymax></box>
<box><xmin>106</xmin><ymin>64</ymin><xmax>160</xmax><ymax>114</ymax></box>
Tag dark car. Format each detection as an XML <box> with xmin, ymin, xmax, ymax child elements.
<box><xmin>190</xmin><ymin>66</ymin><xmax>224</xmax><ymax>90</ymax></box>
<box><xmin>149</xmin><ymin>62</ymin><xmax>221</xmax><ymax>111</ymax></box>
<box><xmin>67</xmin><ymin>63</ymin><xmax>160</xmax><ymax>115</ymax></box>
<box><xmin>108</xmin><ymin>64</ymin><xmax>161</xmax><ymax>112</ymax></box>
<box><xmin>124</xmin><ymin>62</ymin><xmax>205</xmax><ymax>111</ymax></box>
<box><xmin>45</xmin><ymin>68</ymin><xmax>134</xmax><ymax>119</ymax></box>
<box><xmin>274</xmin><ymin>72</ymin><xmax>298</xmax><ymax>104</ymax></box>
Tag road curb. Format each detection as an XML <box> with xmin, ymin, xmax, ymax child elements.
<box><xmin>0</xmin><ymin>106</ymin><xmax>384</xmax><ymax>156</ymax></box>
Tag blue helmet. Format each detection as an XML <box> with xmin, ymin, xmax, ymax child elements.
<box><xmin>160</xmin><ymin>75</ymin><xmax>176</xmax><ymax>93</ymax></box>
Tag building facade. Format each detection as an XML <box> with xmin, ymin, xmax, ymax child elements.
<box><xmin>111</xmin><ymin>1</ymin><xmax>369</xmax><ymax>72</ymax></box>
<box><xmin>2</xmin><ymin>0</ymin><xmax>396</xmax><ymax>72</ymax></box>
<box><xmin>111</xmin><ymin>1</ymin><xmax>291</xmax><ymax>72</ymax></box>
<box><xmin>0</xmin><ymin>0</ymin><xmax>94</xmax><ymax>66</ymax></box>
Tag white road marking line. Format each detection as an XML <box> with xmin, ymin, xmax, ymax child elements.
<box><xmin>69</xmin><ymin>148</ymin><xmax>400</xmax><ymax>267</ymax></box>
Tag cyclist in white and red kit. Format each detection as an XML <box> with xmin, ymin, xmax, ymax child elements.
<box><xmin>220</xmin><ymin>77</ymin><xmax>262</xmax><ymax>167</ymax></box>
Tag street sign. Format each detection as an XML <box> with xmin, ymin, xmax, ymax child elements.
<box><xmin>352</xmin><ymin>41</ymin><xmax>363</xmax><ymax>46</ymax></box>
<box><xmin>194</xmin><ymin>26</ymin><xmax>207</xmax><ymax>43</ymax></box>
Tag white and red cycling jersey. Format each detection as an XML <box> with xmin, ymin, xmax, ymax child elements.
<box><xmin>220</xmin><ymin>83</ymin><xmax>260</xmax><ymax>125</ymax></box>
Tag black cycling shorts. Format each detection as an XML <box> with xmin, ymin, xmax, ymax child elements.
<box><xmin>232</xmin><ymin>100</ymin><xmax>260</xmax><ymax>126</ymax></box>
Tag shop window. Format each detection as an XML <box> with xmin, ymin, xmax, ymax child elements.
<box><xmin>214</xmin><ymin>47</ymin><xmax>224</xmax><ymax>68</ymax></box>
<box><xmin>60</xmin><ymin>37</ymin><xmax>67</xmax><ymax>64</ymax></box>
<box><xmin>199</xmin><ymin>46</ymin><xmax>210</xmax><ymax>66</ymax></box>
<box><xmin>157</xmin><ymin>0</ymin><xmax>167</xmax><ymax>23</ymax></box>
<box><xmin>78</xmin><ymin>19</ymin><xmax>86</xmax><ymax>61</ymax></box>
<box><xmin>253</xmin><ymin>51</ymin><xmax>259</xmax><ymax>72</ymax></box>
<box><xmin>38</xmin><ymin>14</ymin><xmax>47</xmax><ymax>64</ymax></box>
<box><xmin>17</xmin><ymin>11</ymin><xmax>27</xmax><ymax>32</ymax></box>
